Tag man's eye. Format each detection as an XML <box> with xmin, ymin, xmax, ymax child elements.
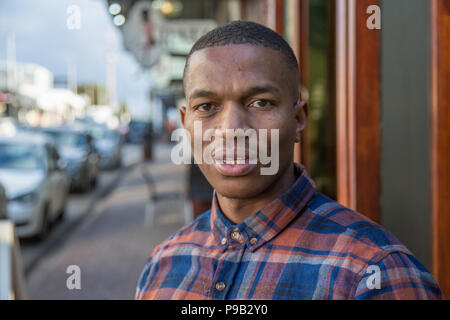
<box><xmin>195</xmin><ymin>103</ymin><xmax>214</xmax><ymax>112</ymax></box>
<box><xmin>248</xmin><ymin>100</ymin><xmax>272</xmax><ymax>108</ymax></box>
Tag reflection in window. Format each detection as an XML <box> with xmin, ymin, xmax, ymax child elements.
<box><xmin>307</xmin><ymin>0</ymin><xmax>336</xmax><ymax>199</ymax></box>
<box><xmin>0</xmin><ymin>143</ymin><xmax>45</xmax><ymax>171</ymax></box>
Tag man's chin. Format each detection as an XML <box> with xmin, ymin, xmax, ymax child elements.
<box><xmin>199</xmin><ymin>164</ymin><xmax>285</xmax><ymax>200</ymax></box>
<box><xmin>212</xmin><ymin>176</ymin><xmax>275</xmax><ymax>200</ymax></box>
<box><xmin>216</xmin><ymin>189</ymin><xmax>257</xmax><ymax>200</ymax></box>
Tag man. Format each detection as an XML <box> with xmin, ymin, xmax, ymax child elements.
<box><xmin>136</xmin><ymin>21</ymin><xmax>442</xmax><ymax>299</ymax></box>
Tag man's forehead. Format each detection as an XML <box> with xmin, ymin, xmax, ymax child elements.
<box><xmin>185</xmin><ymin>44</ymin><xmax>288</xmax><ymax>95</ymax></box>
<box><xmin>188</xmin><ymin>44</ymin><xmax>283</xmax><ymax>70</ymax></box>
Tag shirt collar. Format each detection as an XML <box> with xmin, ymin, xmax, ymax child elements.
<box><xmin>210</xmin><ymin>163</ymin><xmax>317</xmax><ymax>252</ymax></box>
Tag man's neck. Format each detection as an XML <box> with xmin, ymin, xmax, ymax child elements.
<box><xmin>216</xmin><ymin>163</ymin><xmax>297</xmax><ymax>224</ymax></box>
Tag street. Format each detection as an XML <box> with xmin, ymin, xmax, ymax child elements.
<box><xmin>22</xmin><ymin>142</ymin><xmax>189</xmax><ymax>299</ymax></box>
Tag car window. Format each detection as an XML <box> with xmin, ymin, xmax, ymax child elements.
<box><xmin>47</xmin><ymin>131</ymin><xmax>87</xmax><ymax>149</ymax></box>
<box><xmin>0</xmin><ymin>143</ymin><xmax>45</xmax><ymax>170</ymax></box>
<box><xmin>91</xmin><ymin>128</ymin><xmax>117</xmax><ymax>141</ymax></box>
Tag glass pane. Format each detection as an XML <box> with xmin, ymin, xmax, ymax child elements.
<box><xmin>307</xmin><ymin>0</ymin><xmax>336</xmax><ymax>198</ymax></box>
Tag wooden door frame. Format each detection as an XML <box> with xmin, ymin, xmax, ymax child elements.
<box><xmin>288</xmin><ymin>0</ymin><xmax>309</xmax><ymax>167</ymax></box>
<box><xmin>335</xmin><ymin>0</ymin><xmax>381</xmax><ymax>222</ymax></box>
<box><xmin>430</xmin><ymin>0</ymin><xmax>450</xmax><ymax>299</ymax></box>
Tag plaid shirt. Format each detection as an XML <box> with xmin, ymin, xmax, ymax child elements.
<box><xmin>136</xmin><ymin>164</ymin><xmax>442</xmax><ymax>300</ymax></box>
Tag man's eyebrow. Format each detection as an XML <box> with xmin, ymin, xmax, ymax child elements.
<box><xmin>242</xmin><ymin>85</ymin><xmax>280</xmax><ymax>99</ymax></box>
<box><xmin>189</xmin><ymin>84</ymin><xmax>280</xmax><ymax>101</ymax></box>
<box><xmin>189</xmin><ymin>89</ymin><xmax>219</xmax><ymax>100</ymax></box>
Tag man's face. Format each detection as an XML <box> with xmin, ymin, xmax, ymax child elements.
<box><xmin>181</xmin><ymin>44</ymin><xmax>304</xmax><ymax>199</ymax></box>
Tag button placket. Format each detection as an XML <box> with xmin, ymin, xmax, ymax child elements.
<box><xmin>210</xmin><ymin>231</ymin><xmax>246</xmax><ymax>299</ymax></box>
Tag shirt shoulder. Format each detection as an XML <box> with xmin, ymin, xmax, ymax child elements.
<box><xmin>302</xmin><ymin>193</ymin><xmax>442</xmax><ymax>299</ymax></box>
<box><xmin>306</xmin><ymin>192</ymin><xmax>412</xmax><ymax>257</ymax></box>
<box><xmin>152</xmin><ymin>209</ymin><xmax>213</xmax><ymax>257</ymax></box>
<box><xmin>135</xmin><ymin>210</ymin><xmax>213</xmax><ymax>299</ymax></box>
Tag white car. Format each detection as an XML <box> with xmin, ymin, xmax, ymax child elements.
<box><xmin>0</xmin><ymin>132</ymin><xmax>70</xmax><ymax>239</ymax></box>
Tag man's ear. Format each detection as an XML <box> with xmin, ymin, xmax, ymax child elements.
<box><xmin>294</xmin><ymin>101</ymin><xmax>307</xmax><ymax>142</ymax></box>
<box><xmin>179</xmin><ymin>106</ymin><xmax>187</xmax><ymax>127</ymax></box>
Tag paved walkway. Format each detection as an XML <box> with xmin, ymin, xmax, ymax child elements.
<box><xmin>26</xmin><ymin>143</ymin><xmax>189</xmax><ymax>299</ymax></box>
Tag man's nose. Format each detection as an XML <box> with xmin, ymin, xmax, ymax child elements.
<box><xmin>217</xmin><ymin>102</ymin><xmax>249</xmax><ymax>133</ymax></box>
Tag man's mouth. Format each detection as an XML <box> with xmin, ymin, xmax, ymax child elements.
<box><xmin>213</xmin><ymin>161</ymin><xmax>256</xmax><ymax>177</ymax></box>
<box><xmin>214</xmin><ymin>158</ymin><xmax>247</xmax><ymax>165</ymax></box>
<box><xmin>212</xmin><ymin>150</ymin><xmax>257</xmax><ymax>176</ymax></box>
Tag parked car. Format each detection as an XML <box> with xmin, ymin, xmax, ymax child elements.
<box><xmin>0</xmin><ymin>182</ymin><xmax>7</xmax><ymax>219</ymax></box>
<box><xmin>40</xmin><ymin>126</ymin><xmax>100</xmax><ymax>192</ymax></box>
<box><xmin>0</xmin><ymin>132</ymin><xmax>70</xmax><ymax>239</ymax></box>
<box><xmin>125</xmin><ymin>120</ymin><xmax>149</xmax><ymax>144</ymax></box>
<box><xmin>90</xmin><ymin>126</ymin><xmax>122</xmax><ymax>169</ymax></box>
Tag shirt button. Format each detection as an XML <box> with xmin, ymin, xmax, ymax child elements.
<box><xmin>215</xmin><ymin>282</ymin><xmax>226</xmax><ymax>292</ymax></box>
<box><xmin>250</xmin><ymin>237</ymin><xmax>258</xmax><ymax>245</ymax></box>
<box><xmin>231</xmin><ymin>231</ymin><xmax>240</xmax><ymax>240</ymax></box>
<box><xmin>221</xmin><ymin>237</ymin><xmax>227</xmax><ymax>245</ymax></box>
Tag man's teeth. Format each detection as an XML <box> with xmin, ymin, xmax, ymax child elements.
<box><xmin>215</xmin><ymin>159</ymin><xmax>247</xmax><ymax>165</ymax></box>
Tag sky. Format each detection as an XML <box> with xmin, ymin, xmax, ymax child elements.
<box><xmin>0</xmin><ymin>0</ymin><xmax>152</xmax><ymax>120</ymax></box>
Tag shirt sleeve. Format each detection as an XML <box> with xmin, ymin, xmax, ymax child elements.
<box><xmin>135</xmin><ymin>255</ymin><xmax>154</xmax><ymax>300</ymax></box>
<box><xmin>353</xmin><ymin>251</ymin><xmax>443</xmax><ymax>300</ymax></box>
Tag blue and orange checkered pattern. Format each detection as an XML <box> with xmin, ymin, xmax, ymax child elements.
<box><xmin>136</xmin><ymin>164</ymin><xmax>442</xmax><ymax>299</ymax></box>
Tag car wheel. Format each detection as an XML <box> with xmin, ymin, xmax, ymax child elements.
<box><xmin>35</xmin><ymin>204</ymin><xmax>51</xmax><ymax>241</ymax></box>
<box><xmin>115</xmin><ymin>157</ymin><xmax>122</xmax><ymax>169</ymax></box>
<box><xmin>56</xmin><ymin>201</ymin><xmax>66</xmax><ymax>222</ymax></box>
<box><xmin>91</xmin><ymin>175</ymin><xmax>98</xmax><ymax>188</ymax></box>
<box><xmin>0</xmin><ymin>204</ymin><xmax>6</xmax><ymax>220</ymax></box>
<box><xmin>81</xmin><ymin>175</ymin><xmax>91</xmax><ymax>193</ymax></box>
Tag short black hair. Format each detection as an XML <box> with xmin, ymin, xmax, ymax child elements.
<box><xmin>183</xmin><ymin>20</ymin><xmax>299</xmax><ymax>87</ymax></box>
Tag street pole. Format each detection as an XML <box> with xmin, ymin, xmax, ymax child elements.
<box><xmin>106</xmin><ymin>29</ymin><xmax>118</xmax><ymax>112</ymax></box>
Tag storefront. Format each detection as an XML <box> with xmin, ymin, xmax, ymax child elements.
<box><xmin>232</xmin><ymin>0</ymin><xmax>449</xmax><ymax>297</ymax></box>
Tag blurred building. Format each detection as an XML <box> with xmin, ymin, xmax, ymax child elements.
<box><xmin>0</xmin><ymin>62</ymin><xmax>53</xmax><ymax>117</ymax></box>
<box><xmin>0</xmin><ymin>62</ymin><xmax>89</xmax><ymax>126</ymax></box>
<box><xmin>105</xmin><ymin>0</ymin><xmax>450</xmax><ymax>297</ymax></box>
<box><xmin>36</xmin><ymin>88</ymin><xmax>88</xmax><ymax>125</ymax></box>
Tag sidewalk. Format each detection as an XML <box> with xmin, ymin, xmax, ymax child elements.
<box><xmin>26</xmin><ymin>143</ymin><xmax>189</xmax><ymax>299</ymax></box>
